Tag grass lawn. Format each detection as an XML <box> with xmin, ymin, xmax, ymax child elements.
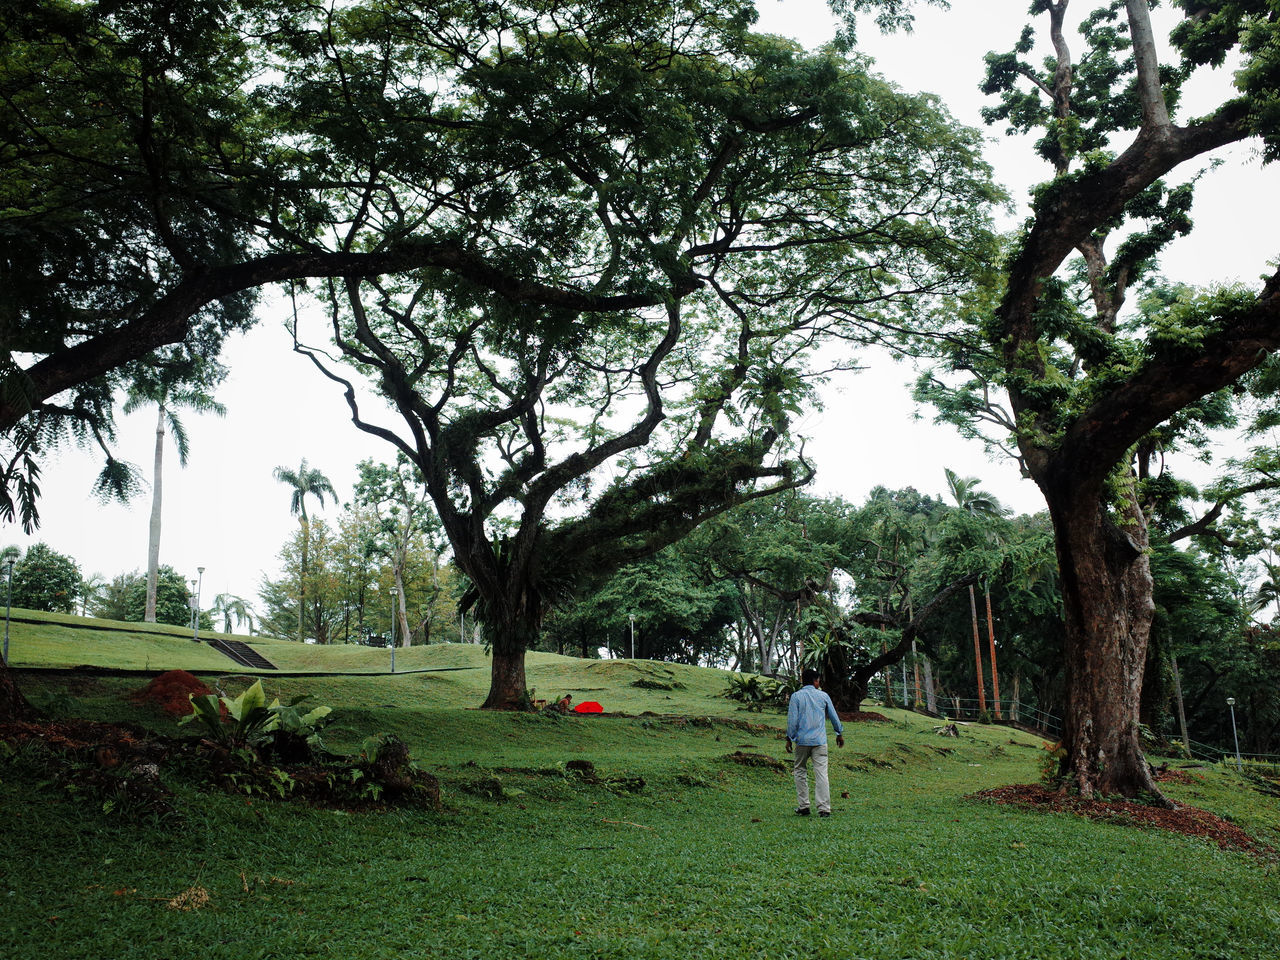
<box><xmin>2</xmin><ymin>613</ymin><xmax>1278</xmax><ymax>959</ymax></box>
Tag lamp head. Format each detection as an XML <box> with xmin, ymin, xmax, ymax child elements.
<box><xmin>1227</xmin><ymin>697</ymin><xmax>1236</xmax><ymax>707</ymax></box>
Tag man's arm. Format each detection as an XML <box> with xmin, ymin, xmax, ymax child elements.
<box><xmin>785</xmin><ymin>694</ymin><xmax>798</xmax><ymax>751</ymax></box>
<box><xmin>824</xmin><ymin>693</ymin><xmax>845</xmax><ymax>747</ymax></box>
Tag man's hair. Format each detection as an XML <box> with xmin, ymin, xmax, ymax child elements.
<box><xmin>801</xmin><ymin>668</ymin><xmax>821</xmax><ymax>686</ymax></box>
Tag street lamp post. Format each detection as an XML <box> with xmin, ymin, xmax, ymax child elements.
<box><xmin>628</xmin><ymin>614</ymin><xmax>635</xmax><ymax>660</ymax></box>
<box><xmin>192</xmin><ymin>567</ymin><xmax>205</xmax><ymax>643</ymax></box>
<box><xmin>390</xmin><ymin>586</ymin><xmax>398</xmax><ymax>674</ymax></box>
<box><xmin>1227</xmin><ymin>697</ymin><xmax>1242</xmax><ymax>772</ymax></box>
<box><xmin>3</xmin><ymin>556</ymin><xmax>16</xmax><ymax>666</ymax></box>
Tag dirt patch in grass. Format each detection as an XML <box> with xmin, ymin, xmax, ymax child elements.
<box><xmin>975</xmin><ymin>782</ymin><xmax>1273</xmax><ymax>856</ymax></box>
<box><xmin>723</xmin><ymin>750</ymin><xmax>787</xmax><ymax>772</ymax></box>
<box><xmin>839</xmin><ymin>710</ymin><xmax>890</xmax><ymax>723</ymax></box>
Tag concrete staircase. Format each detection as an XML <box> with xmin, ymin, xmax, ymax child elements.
<box><xmin>206</xmin><ymin>637</ymin><xmax>278</xmax><ymax>670</ymax></box>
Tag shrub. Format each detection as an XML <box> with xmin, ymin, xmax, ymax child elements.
<box><xmin>723</xmin><ymin>673</ymin><xmax>794</xmax><ymax>711</ymax></box>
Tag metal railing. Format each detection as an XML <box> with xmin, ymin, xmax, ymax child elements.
<box><xmin>934</xmin><ymin>696</ymin><xmax>1062</xmax><ymax>737</ymax></box>
<box><xmin>1178</xmin><ymin>737</ymin><xmax>1280</xmax><ymax>774</ymax></box>
<box><xmin>866</xmin><ymin>681</ymin><xmax>1062</xmax><ymax>737</ymax></box>
<box><xmin>868</xmin><ymin>681</ymin><xmax>1276</xmax><ymax>770</ymax></box>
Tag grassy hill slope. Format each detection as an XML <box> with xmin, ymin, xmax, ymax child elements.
<box><xmin>2</xmin><ymin>612</ymin><xmax>1278</xmax><ymax>959</ymax></box>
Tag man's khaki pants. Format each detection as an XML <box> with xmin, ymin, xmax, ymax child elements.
<box><xmin>792</xmin><ymin>743</ymin><xmax>830</xmax><ymax>814</ymax></box>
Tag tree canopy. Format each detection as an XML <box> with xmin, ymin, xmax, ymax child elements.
<box><xmin>262</xmin><ymin>0</ymin><xmax>1000</xmax><ymax>706</ymax></box>
<box><xmin>7</xmin><ymin>542</ymin><xmax>80</xmax><ymax>613</ymax></box>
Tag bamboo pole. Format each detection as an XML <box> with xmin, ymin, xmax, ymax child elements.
<box><xmin>969</xmin><ymin>584</ymin><xmax>987</xmax><ymax>714</ymax></box>
<box><xmin>984</xmin><ymin>582</ymin><xmax>1001</xmax><ymax>719</ymax></box>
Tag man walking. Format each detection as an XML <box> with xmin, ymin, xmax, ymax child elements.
<box><xmin>785</xmin><ymin>668</ymin><xmax>844</xmax><ymax>817</ymax></box>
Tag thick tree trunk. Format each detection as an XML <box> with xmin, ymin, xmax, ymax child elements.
<box><xmin>820</xmin><ymin>640</ymin><xmax>863</xmax><ymax>713</ymax></box>
<box><xmin>144</xmin><ymin>403</ymin><xmax>165</xmax><ymax>622</ymax></box>
<box><xmin>1044</xmin><ymin>474</ymin><xmax>1167</xmax><ymax>803</ymax></box>
<box><xmin>0</xmin><ymin>663</ymin><xmax>36</xmax><ymax>721</ymax></box>
<box><xmin>477</xmin><ymin>577</ymin><xmax>543</xmax><ymax>709</ymax></box>
<box><xmin>483</xmin><ymin>646</ymin><xmax>529</xmax><ymax>710</ymax></box>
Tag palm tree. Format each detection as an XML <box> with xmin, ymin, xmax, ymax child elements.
<box><xmin>944</xmin><ymin>468</ymin><xmax>1010</xmax><ymax>718</ymax></box>
<box><xmin>124</xmin><ymin>356</ymin><xmax>226</xmax><ymax>622</ymax></box>
<box><xmin>944</xmin><ymin>468</ymin><xmax>1010</xmax><ymax>519</ymax></box>
<box><xmin>273</xmin><ymin>459</ymin><xmax>336</xmax><ymax>642</ymax></box>
<box><xmin>78</xmin><ymin>573</ymin><xmax>106</xmax><ymax>617</ymax></box>
<box><xmin>211</xmin><ymin>593</ymin><xmax>255</xmax><ymax>634</ymax></box>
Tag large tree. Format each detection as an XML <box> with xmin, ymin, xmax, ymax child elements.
<box><xmin>690</xmin><ymin>491</ymin><xmax>855</xmax><ymax>675</ymax></box>
<box><xmin>0</xmin><ymin>1</ymin><xmax>997</xmax><ymax>709</ymax></box>
<box><xmin>282</xmin><ymin>2</ymin><xmax>999</xmax><ymax>708</ymax></box>
<box><xmin>918</xmin><ymin>0</ymin><xmax>1280</xmax><ymax>800</ymax></box>
<box><xmin>8</xmin><ymin>542</ymin><xmax>80</xmax><ymax>614</ymax></box>
<box><xmin>0</xmin><ymin>0</ymin><xmax>957</xmax><ymax>524</ymax></box>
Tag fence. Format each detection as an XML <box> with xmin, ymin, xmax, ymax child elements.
<box><xmin>933</xmin><ymin>695</ymin><xmax>1062</xmax><ymax>737</ymax></box>
<box><xmin>1180</xmin><ymin>738</ymin><xmax>1280</xmax><ymax>774</ymax></box>
<box><xmin>865</xmin><ymin>679</ymin><xmax>1062</xmax><ymax>737</ymax></box>
<box><xmin>863</xmin><ymin>683</ymin><xmax>1280</xmax><ymax>768</ymax></box>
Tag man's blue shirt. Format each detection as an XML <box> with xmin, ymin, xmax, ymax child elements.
<box><xmin>786</xmin><ymin>684</ymin><xmax>843</xmax><ymax>746</ymax></box>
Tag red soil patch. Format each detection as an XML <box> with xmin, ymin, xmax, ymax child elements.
<box><xmin>129</xmin><ymin>670</ymin><xmax>213</xmax><ymax>717</ymax></box>
<box><xmin>839</xmin><ymin>710</ymin><xmax>890</xmax><ymax>723</ymax></box>
<box><xmin>976</xmin><ymin>783</ymin><xmax>1273</xmax><ymax>856</ymax></box>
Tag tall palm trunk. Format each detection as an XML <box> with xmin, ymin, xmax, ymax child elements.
<box><xmin>298</xmin><ymin>509</ymin><xmax>309</xmax><ymax>643</ymax></box>
<box><xmin>144</xmin><ymin>401</ymin><xmax>166</xmax><ymax>622</ymax></box>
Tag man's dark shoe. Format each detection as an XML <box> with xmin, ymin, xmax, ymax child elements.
<box><xmin>795</xmin><ymin>808</ymin><xmax>810</xmax><ymax>816</ymax></box>
<box><xmin>819</xmin><ymin>811</ymin><xmax>831</xmax><ymax>818</ymax></box>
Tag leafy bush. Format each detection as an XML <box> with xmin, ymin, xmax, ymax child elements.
<box><xmin>1040</xmin><ymin>741</ymin><xmax>1066</xmax><ymax>785</ymax></box>
<box><xmin>722</xmin><ymin>673</ymin><xmax>794</xmax><ymax>712</ymax></box>
<box><xmin>182</xmin><ymin>680</ymin><xmax>332</xmax><ymax>754</ymax></box>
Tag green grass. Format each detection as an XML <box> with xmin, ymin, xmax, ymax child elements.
<box><xmin>2</xmin><ymin>613</ymin><xmax>1279</xmax><ymax>959</ymax></box>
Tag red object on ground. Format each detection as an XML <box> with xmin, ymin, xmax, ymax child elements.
<box><xmin>573</xmin><ymin>701</ymin><xmax>603</xmax><ymax>714</ymax></box>
<box><xmin>129</xmin><ymin>670</ymin><xmax>215</xmax><ymax>717</ymax></box>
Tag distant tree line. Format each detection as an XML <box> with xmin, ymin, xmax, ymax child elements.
<box><xmin>539</xmin><ymin>482</ymin><xmax>1280</xmax><ymax>758</ymax></box>
<box><xmin>256</xmin><ymin>458</ymin><xmax>459</xmax><ymax>647</ymax></box>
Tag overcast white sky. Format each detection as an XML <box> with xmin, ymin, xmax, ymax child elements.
<box><xmin>4</xmin><ymin>0</ymin><xmax>1274</xmax><ymax>612</ymax></box>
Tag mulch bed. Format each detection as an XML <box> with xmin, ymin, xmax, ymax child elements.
<box><xmin>0</xmin><ymin>717</ymin><xmax>162</xmax><ymax>759</ymax></box>
<box><xmin>975</xmin><ymin>782</ymin><xmax>1274</xmax><ymax>857</ymax></box>
<box><xmin>0</xmin><ymin>715</ymin><xmax>439</xmax><ymax>813</ymax></box>
<box><xmin>129</xmin><ymin>670</ymin><xmax>214</xmax><ymax>717</ymax></box>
